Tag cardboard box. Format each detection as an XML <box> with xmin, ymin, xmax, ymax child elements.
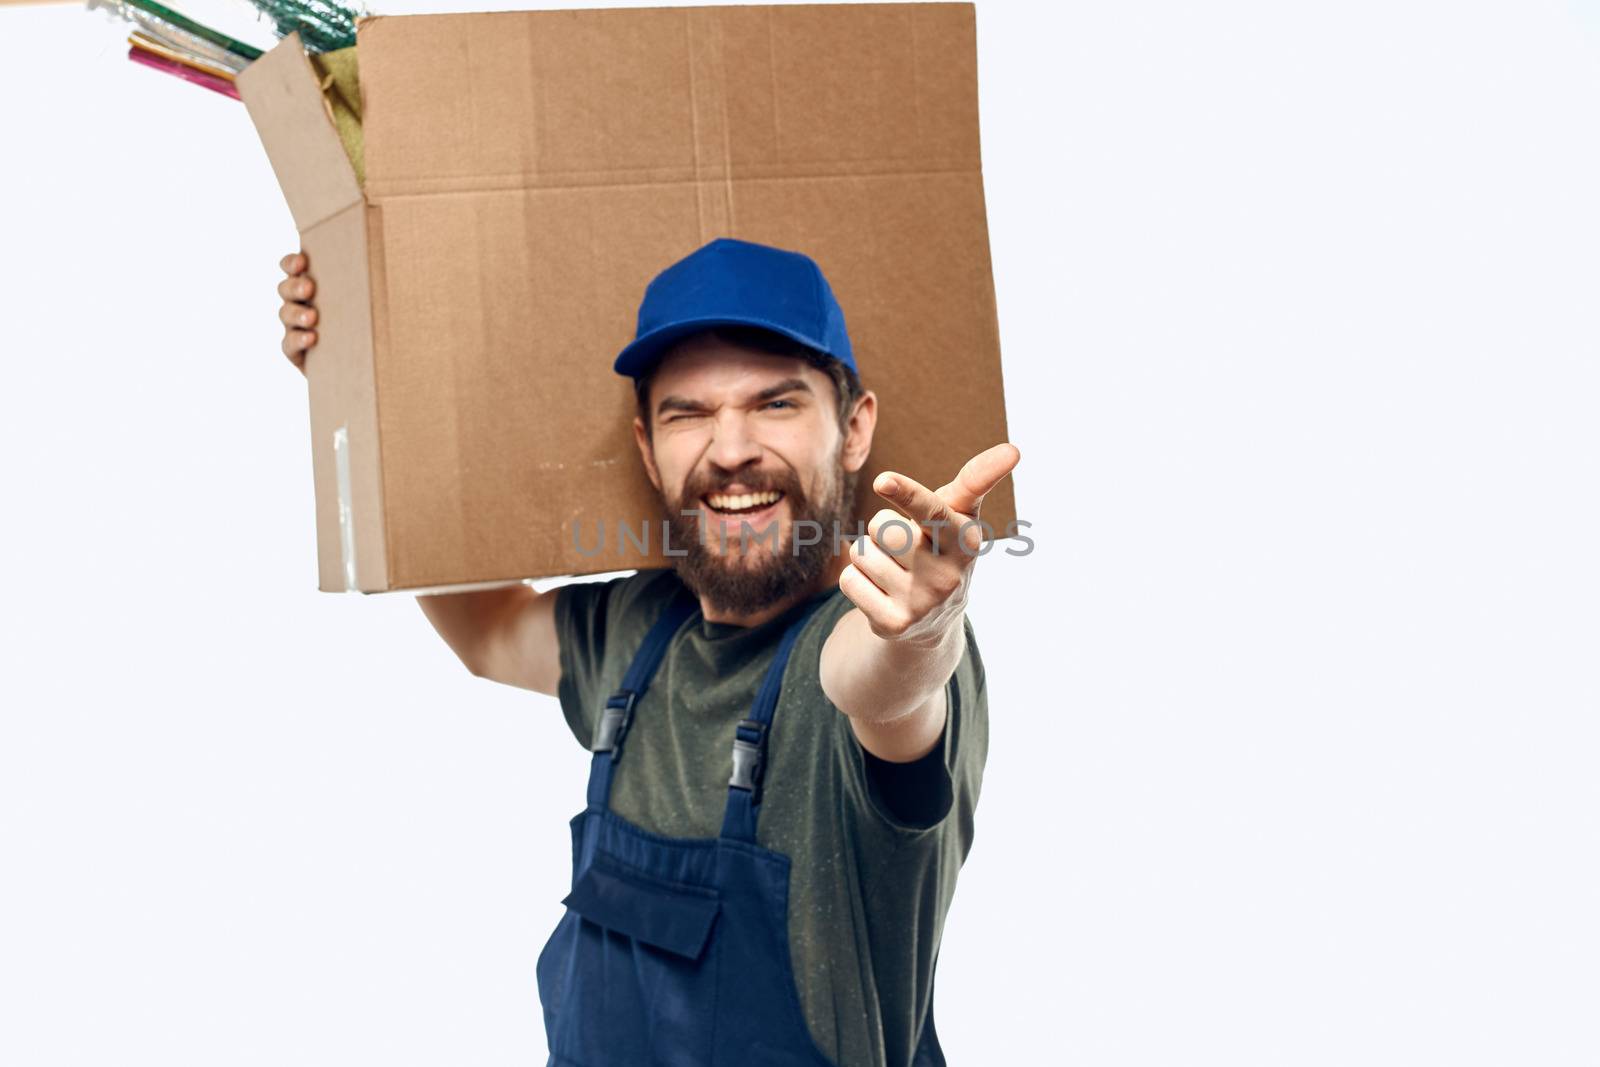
<box><xmin>238</xmin><ymin>2</ymin><xmax>1014</xmax><ymax>593</ymax></box>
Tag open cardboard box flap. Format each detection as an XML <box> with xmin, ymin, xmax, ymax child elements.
<box><xmin>239</xmin><ymin>32</ymin><xmax>361</xmax><ymax>230</ymax></box>
<box><xmin>239</xmin><ymin>4</ymin><xmax>1014</xmax><ymax>594</ymax></box>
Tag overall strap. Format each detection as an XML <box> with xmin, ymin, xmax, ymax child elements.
<box><xmin>720</xmin><ymin>598</ymin><xmax>826</xmax><ymax>843</ymax></box>
<box><xmin>585</xmin><ymin>583</ymin><xmax>699</xmax><ymax>812</ymax></box>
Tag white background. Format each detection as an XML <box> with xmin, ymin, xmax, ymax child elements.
<box><xmin>2</xmin><ymin>1</ymin><xmax>1597</xmax><ymax>1064</ymax></box>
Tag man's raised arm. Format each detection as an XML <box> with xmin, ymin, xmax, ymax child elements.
<box><xmin>277</xmin><ymin>250</ymin><xmax>563</xmax><ymax>696</ymax></box>
<box><xmin>417</xmin><ymin>586</ymin><xmax>562</xmax><ymax>694</ymax></box>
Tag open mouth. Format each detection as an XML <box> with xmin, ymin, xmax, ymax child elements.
<box><xmin>702</xmin><ymin>489</ymin><xmax>786</xmax><ymax>517</ymax></box>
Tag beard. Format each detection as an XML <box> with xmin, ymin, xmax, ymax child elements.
<box><xmin>662</xmin><ymin>451</ymin><xmax>857</xmax><ymax>617</ymax></box>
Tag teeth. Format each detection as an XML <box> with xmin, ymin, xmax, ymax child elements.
<box><xmin>707</xmin><ymin>490</ymin><xmax>782</xmax><ymax>511</ymax></box>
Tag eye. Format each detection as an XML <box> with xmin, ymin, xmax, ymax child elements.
<box><xmin>762</xmin><ymin>399</ymin><xmax>795</xmax><ymax>411</ymax></box>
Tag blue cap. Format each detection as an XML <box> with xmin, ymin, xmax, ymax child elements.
<box><xmin>613</xmin><ymin>237</ymin><xmax>855</xmax><ymax>378</ymax></box>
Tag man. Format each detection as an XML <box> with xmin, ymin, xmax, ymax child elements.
<box><xmin>276</xmin><ymin>237</ymin><xmax>1019</xmax><ymax>1067</ymax></box>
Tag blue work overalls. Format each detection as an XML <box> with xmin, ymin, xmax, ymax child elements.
<box><xmin>535</xmin><ymin>585</ymin><xmax>947</xmax><ymax>1066</ymax></box>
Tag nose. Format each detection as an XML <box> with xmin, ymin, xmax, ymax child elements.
<box><xmin>704</xmin><ymin>408</ymin><xmax>763</xmax><ymax>474</ymax></box>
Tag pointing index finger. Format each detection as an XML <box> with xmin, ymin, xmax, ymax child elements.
<box><xmin>936</xmin><ymin>442</ymin><xmax>1021</xmax><ymax>516</ymax></box>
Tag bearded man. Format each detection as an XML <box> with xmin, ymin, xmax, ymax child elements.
<box><xmin>276</xmin><ymin>236</ymin><xmax>1019</xmax><ymax>1067</ymax></box>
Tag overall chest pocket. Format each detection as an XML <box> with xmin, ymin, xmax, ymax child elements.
<box><xmin>561</xmin><ymin>856</ymin><xmax>721</xmax><ymax>960</ymax></box>
<box><xmin>542</xmin><ymin>856</ymin><xmax>724</xmax><ymax>1062</ymax></box>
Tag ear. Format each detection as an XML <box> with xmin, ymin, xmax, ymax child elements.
<box><xmin>632</xmin><ymin>415</ymin><xmax>662</xmax><ymax>492</ymax></box>
<box><xmin>840</xmin><ymin>389</ymin><xmax>877</xmax><ymax>474</ymax></box>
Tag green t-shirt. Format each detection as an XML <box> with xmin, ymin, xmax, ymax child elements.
<box><xmin>552</xmin><ymin>567</ymin><xmax>988</xmax><ymax>1067</ymax></box>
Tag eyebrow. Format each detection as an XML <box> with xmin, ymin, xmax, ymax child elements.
<box><xmin>751</xmin><ymin>378</ymin><xmax>813</xmax><ymax>403</ymax></box>
<box><xmin>655</xmin><ymin>395</ymin><xmax>709</xmax><ymax>417</ymax></box>
<box><xmin>655</xmin><ymin>377</ymin><xmax>814</xmax><ymax>418</ymax></box>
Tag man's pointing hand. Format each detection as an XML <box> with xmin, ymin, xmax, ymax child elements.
<box><xmin>839</xmin><ymin>442</ymin><xmax>1021</xmax><ymax>644</ymax></box>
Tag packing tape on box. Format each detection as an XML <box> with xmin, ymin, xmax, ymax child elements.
<box><xmin>333</xmin><ymin>424</ymin><xmax>357</xmax><ymax>591</ymax></box>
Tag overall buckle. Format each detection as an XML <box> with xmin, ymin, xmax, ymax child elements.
<box><xmin>729</xmin><ymin>718</ymin><xmax>768</xmax><ymax>798</ymax></box>
<box><xmin>593</xmin><ymin>690</ymin><xmax>640</xmax><ymax>759</ymax></box>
